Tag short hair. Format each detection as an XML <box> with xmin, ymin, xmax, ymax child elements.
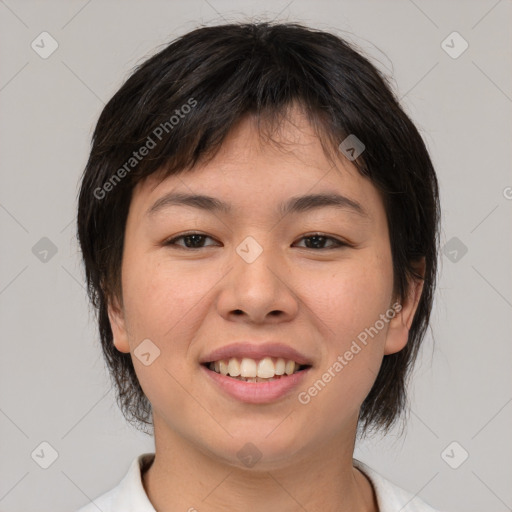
<box><xmin>77</xmin><ymin>21</ymin><xmax>440</xmax><ymax>437</ymax></box>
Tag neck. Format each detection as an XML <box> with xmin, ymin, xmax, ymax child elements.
<box><xmin>142</xmin><ymin>417</ymin><xmax>378</xmax><ymax>512</ymax></box>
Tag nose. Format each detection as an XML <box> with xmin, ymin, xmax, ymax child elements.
<box><xmin>216</xmin><ymin>238</ymin><xmax>299</xmax><ymax>324</ymax></box>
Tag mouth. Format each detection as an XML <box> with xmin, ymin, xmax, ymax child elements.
<box><xmin>202</xmin><ymin>357</ymin><xmax>312</xmax><ymax>383</ymax></box>
<box><xmin>199</xmin><ymin>342</ymin><xmax>314</xmax><ymax>403</ymax></box>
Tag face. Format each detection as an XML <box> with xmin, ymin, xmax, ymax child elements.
<box><xmin>109</xmin><ymin>108</ymin><xmax>423</xmax><ymax>469</ymax></box>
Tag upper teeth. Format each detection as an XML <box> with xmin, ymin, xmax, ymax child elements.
<box><xmin>209</xmin><ymin>357</ymin><xmax>300</xmax><ymax>378</ymax></box>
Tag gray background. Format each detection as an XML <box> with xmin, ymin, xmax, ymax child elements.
<box><xmin>0</xmin><ymin>1</ymin><xmax>511</xmax><ymax>511</ymax></box>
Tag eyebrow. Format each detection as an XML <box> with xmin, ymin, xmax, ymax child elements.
<box><xmin>146</xmin><ymin>191</ymin><xmax>369</xmax><ymax>218</ymax></box>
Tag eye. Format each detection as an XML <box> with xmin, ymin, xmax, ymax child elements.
<box><xmin>164</xmin><ymin>232</ymin><xmax>219</xmax><ymax>249</ymax></box>
<box><xmin>163</xmin><ymin>232</ymin><xmax>350</xmax><ymax>251</ymax></box>
<box><xmin>293</xmin><ymin>233</ymin><xmax>349</xmax><ymax>250</ymax></box>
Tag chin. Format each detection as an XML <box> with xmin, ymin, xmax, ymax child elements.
<box><xmin>202</xmin><ymin>428</ymin><xmax>310</xmax><ymax>471</ymax></box>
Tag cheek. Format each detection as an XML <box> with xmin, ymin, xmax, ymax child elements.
<box><xmin>301</xmin><ymin>251</ymin><xmax>394</xmax><ymax>345</ymax></box>
<box><xmin>118</xmin><ymin>252</ymin><xmax>210</xmax><ymax>409</ymax></box>
<box><xmin>296</xmin><ymin>249</ymin><xmax>394</xmax><ymax>409</ymax></box>
<box><xmin>121</xmin><ymin>250</ymin><xmax>221</xmax><ymax>346</ymax></box>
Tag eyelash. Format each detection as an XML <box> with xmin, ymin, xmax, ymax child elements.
<box><xmin>163</xmin><ymin>232</ymin><xmax>350</xmax><ymax>250</ymax></box>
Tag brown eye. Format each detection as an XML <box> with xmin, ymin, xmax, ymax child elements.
<box><xmin>294</xmin><ymin>234</ymin><xmax>348</xmax><ymax>250</ymax></box>
<box><xmin>164</xmin><ymin>233</ymin><xmax>219</xmax><ymax>249</ymax></box>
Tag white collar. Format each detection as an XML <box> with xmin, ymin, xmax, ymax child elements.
<box><xmin>352</xmin><ymin>459</ymin><xmax>441</xmax><ymax>512</ymax></box>
<box><xmin>79</xmin><ymin>453</ymin><xmax>441</xmax><ymax>512</ymax></box>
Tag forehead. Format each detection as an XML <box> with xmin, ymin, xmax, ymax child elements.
<box><xmin>130</xmin><ymin>109</ymin><xmax>384</xmax><ymax>223</ymax></box>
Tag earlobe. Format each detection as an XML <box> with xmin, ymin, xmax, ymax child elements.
<box><xmin>107</xmin><ymin>295</ymin><xmax>131</xmax><ymax>354</ymax></box>
<box><xmin>383</xmin><ymin>258</ymin><xmax>426</xmax><ymax>356</ymax></box>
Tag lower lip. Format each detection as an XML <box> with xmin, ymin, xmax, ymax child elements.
<box><xmin>201</xmin><ymin>365</ymin><xmax>311</xmax><ymax>404</ymax></box>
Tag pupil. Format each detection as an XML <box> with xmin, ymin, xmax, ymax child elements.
<box><xmin>306</xmin><ymin>235</ymin><xmax>325</xmax><ymax>249</ymax></box>
<box><xmin>185</xmin><ymin>234</ymin><xmax>204</xmax><ymax>247</ymax></box>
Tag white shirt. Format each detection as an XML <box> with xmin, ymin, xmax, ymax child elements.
<box><xmin>76</xmin><ymin>453</ymin><xmax>443</xmax><ymax>512</ymax></box>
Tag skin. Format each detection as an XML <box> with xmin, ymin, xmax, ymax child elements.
<box><xmin>108</xmin><ymin>106</ymin><xmax>425</xmax><ymax>512</ymax></box>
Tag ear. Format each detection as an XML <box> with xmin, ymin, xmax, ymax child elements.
<box><xmin>107</xmin><ymin>293</ymin><xmax>130</xmax><ymax>354</ymax></box>
<box><xmin>384</xmin><ymin>258</ymin><xmax>426</xmax><ymax>355</ymax></box>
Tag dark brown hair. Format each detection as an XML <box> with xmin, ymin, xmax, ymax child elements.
<box><xmin>77</xmin><ymin>21</ymin><xmax>440</xmax><ymax>437</ymax></box>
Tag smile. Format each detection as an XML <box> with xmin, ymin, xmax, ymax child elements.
<box><xmin>201</xmin><ymin>358</ymin><xmax>312</xmax><ymax>404</ymax></box>
<box><xmin>207</xmin><ymin>357</ymin><xmax>307</xmax><ymax>382</ymax></box>
<box><xmin>205</xmin><ymin>356</ymin><xmax>309</xmax><ymax>382</ymax></box>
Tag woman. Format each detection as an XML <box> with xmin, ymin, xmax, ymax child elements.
<box><xmin>76</xmin><ymin>21</ymin><xmax>442</xmax><ymax>511</ymax></box>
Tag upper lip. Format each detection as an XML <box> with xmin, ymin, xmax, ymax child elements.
<box><xmin>200</xmin><ymin>342</ymin><xmax>313</xmax><ymax>366</ymax></box>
